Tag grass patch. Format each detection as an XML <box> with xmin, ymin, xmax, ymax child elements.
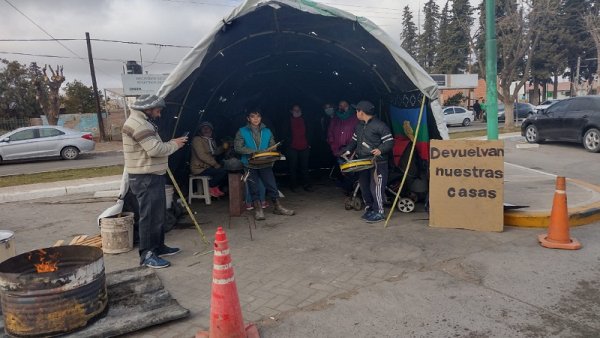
<box><xmin>0</xmin><ymin>165</ymin><xmax>123</xmax><ymax>188</ymax></box>
<box><xmin>450</xmin><ymin>126</ymin><xmax>521</xmax><ymax>139</ymax></box>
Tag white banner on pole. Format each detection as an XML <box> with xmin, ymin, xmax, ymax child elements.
<box><xmin>121</xmin><ymin>74</ymin><xmax>168</xmax><ymax>96</ymax></box>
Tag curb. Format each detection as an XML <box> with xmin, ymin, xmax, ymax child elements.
<box><xmin>0</xmin><ymin>179</ymin><xmax>121</xmax><ymax>204</ymax></box>
<box><xmin>504</xmin><ymin>178</ymin><xmax>600</xmax><ymax>228</ymax></box>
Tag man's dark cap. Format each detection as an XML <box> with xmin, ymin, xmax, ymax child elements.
<box><xmin>355</xmin><ymin>100</ymin><xmax>375</xmax><ymax>115</ymax></box>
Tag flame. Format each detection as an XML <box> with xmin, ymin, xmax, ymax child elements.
<box><xmin>27</xmin><ymin>249</ymin><xmax>60</xmax><ymax>273</ymax></box>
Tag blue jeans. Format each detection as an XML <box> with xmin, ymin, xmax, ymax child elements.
<box><xmin>246</xmin><ymin>167</ymin><xmax>279</xmax><ymax>202</ymax></box>
<box><xmin>202</xmin><ymin>167</ymin><xmax>226</xmax><ymax>188</ymax></box>
<box><xmin>128</xmin><ymin>174</ymin><xmax>166</xmax><ymax>258</ymax></box>
<box><xmin>245</xmin><ymin>179</ymin><xmax>266</xmax><ymax>203</ymax></box>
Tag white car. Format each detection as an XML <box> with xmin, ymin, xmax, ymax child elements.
<box><xmin>535</xmin><ymin>99</ymin><xmax>561</xmax><ymax>113</ymax></box>
<box><xmin>0</xmin><ymin>126</ymin><xmax>95</xmax><ymax>163</ymax></box>
<box><xmin>442</xmin><ymin>106</ymin><xmax>475</xmax><ymax>126</ymax></box>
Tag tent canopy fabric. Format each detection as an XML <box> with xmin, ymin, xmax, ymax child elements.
<box><xmin>156</xmin><ymin>0</ymin><xmax>449</xmax><ymax>170</ymax></box>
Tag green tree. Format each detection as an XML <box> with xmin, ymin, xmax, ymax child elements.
<box><xmin>63</xmin><ymin>80</ymin><xmax>103</xmax><ymax>115</ymax></box>
<box><xmin>582</xmin><ymin>0</ymin><xmax>600</xmax><ymax>94</ymax></box>
<box><xmin>435</xmin><ymin>1</ymin><xmax>453</xmax><ymax>73</ymax></box>
<box><xmin>446</xmin><ymin>0</ymin><xmax>473</xmax><ymax>73</ymax></box>
<box><xmin>559</xmin><ymin>0</ymin><xmax>597</xmax><ymax>94</ymax></box>
<box><xmin>401</xmin><ymin>5</ymin><xmax>419</xmax><ymax>59</ymax></box>
<box><xmin>530</xmin><ymin>0</ymin><xmax>566</xmax><ymax>103</ymax></box>
<box><xmin>417</xmin><ymin>0</ymin><xmax>440</xmax><ymax>72</ymax></box>
<box><xmin>0</xmin><ymin>59</ymin><xmax>43</xmax><ymax>118</ymax></box>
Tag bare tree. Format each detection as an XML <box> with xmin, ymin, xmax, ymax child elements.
<box><xmin>496</xmin><ymin>0</ymin><xmax>556</xmax><ymax>128</ymax></box>
<box><xmin>34</xmin><ymin>65</ymin><xmax>65</xmax><ymax>125</ymax></box>
<box><xmin>583</xmin><ymin>9</ymin><xmax>600</xmax><ymax>94</ymax></box>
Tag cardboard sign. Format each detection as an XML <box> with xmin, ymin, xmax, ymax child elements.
<box><xmin>429</xmin><ymin>140</ymin><xmax>504</xmax><ymax>232</ymax></box>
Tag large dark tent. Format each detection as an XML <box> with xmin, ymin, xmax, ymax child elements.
<box><xmin>155</xmin><ymin>0</ymin><xmax>449</xmax><ymax>179</ymax></box>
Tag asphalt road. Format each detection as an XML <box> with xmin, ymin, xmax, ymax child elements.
<box><xmin>503</xmin><ymin>136</ymin><xmax>600</xmax><ymax>184</ymax></box>
<box><xmin>0</xmin><ymin>151</ymin><xmax>124</xmax><ymax>177</ymax></box>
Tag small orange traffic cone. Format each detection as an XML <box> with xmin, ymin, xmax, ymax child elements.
<box><xmin>196</xmin><ymin>227</ymin><xmax>260</xmax><ymax>338</ymax></box>
<box><xmin>538</xmin><ymin>177</ymin><xmax>582</xmax><ymax>250</ymax></box>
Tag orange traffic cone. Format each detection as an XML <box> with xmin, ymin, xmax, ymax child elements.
<box><xmin>196</xmin><ymin>227</ymin><xmax>260</xmax><ymax>338</ymax></box>
<box><xmin>538</xmin><ymin>177</ymin><xmax>582</xmax><ymax>250</ymax></box>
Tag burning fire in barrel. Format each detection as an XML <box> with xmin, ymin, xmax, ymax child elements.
<box><xmin>0</xmin><ymin>246</ymin><xmax>107</xmax><ymax>337</ymax></box>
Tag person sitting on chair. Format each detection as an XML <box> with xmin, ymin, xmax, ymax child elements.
<box><xmin>190</xmin><ymin>121</ymin><xmax>227</xmax><ymax>198</ymax></box>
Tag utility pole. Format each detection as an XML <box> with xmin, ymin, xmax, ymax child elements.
<box><xmin>85</xmin><ymin>32</ymin><xmax>106</xmax><ymax>142</ymax></box>
<box><xmin>485</xmin><ymin>0</ymin><xmax>498</xmax><ymax>140</ymax></box>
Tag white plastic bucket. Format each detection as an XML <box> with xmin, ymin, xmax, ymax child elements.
<box><xmin>100</xmin><ymin>212</ymin><xmax>134</xmax><ymax>254</ymax></box>
<box><xmin>0</xmin><ymin>230</ymin><xmax>16</xmax><ymax>263</ymax></box>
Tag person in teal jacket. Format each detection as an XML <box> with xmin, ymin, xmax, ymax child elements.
<box><xmin>234</xmin><ymin>109</ymin><xmax>295</xmax><ymax>220</ymax></box>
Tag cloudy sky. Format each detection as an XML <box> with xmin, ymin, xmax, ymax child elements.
<box><xmin>0</xmin><ymin>0</ymin><xmax>479</xmax><ymax>91</ymax></box>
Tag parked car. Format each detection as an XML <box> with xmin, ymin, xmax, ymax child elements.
<box><xmin>485</xmin><ymin>102</ymin><xmax>536</xmax><ymax>122</ymax></box>
<box><xmin>535</xmin><ymin>99</ymin><xmax>561</xmax><ymax>113</ymax></box>
<box><xmin>521</xmin><ymin>96</ymin><xmax>600</xmax><ymax>153</ymax></box>
<box><xmin>442</xmin><ymin>106</ymin><xmax>475</xmax><ymax>126</ymax></box>
<box><xmin>0</xmin><ymin>126</ymin><xmax>95</xmax><ymax>163</ymax></box>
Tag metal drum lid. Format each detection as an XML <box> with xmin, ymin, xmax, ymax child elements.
<box><xmin>340</xmin><ymin>159</ymin><xmax>375</xmax><ymax>173</ymax></box>
<box><xmin>0</xmin><ymin>230</ymin><xmax>14</xmax><ymax>243</ymax></box>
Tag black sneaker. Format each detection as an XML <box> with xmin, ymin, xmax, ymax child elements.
<box><xmin>366</xmin><ymin>212</ymin><xmax>385</xmax><ymax>223</ymax></box>
<box><xmin>141</xmin><ymin>251</ymin><xmax>170</xmax><ymax>269</ymax></box>
<box><xmin>361</xmin><ymin>208</ymin><xmax>374</xmax><ymax>220</ymax></box>
<box><xmin>157</xmin><ymin>246</ymin><xmax>181</xmax><ymax>257</ymax></box>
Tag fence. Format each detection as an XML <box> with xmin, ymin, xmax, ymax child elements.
<box><xmin>0</xmin><ymin>118</ymin><xmax>30</xmax><ymax>135</ymax></box>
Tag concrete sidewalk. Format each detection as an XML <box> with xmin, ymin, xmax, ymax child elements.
<box><xmin>0</xmin><ymin>175</ymin><xmax>122</xmax><ymax>203</ymax></box>
<box><xmin>2</xmin><ymin>157</ymin><xmax>599</xmax><ymax>227</ymax></box>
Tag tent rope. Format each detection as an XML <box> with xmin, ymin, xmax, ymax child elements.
<box><xmin>384</xmin><ymin>94</ymin><xmax>426</xmax><ymax>228</ymax></box>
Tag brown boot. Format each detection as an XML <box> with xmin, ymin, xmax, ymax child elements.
<box><xmin>253</xmin><ymin>201</ymin><xmax>265</xmax><ymax>221</ymax></box>
<box><xmin>273</xmin><ymin>199</ymin><xmax>295</xmax><ymax>216</ymax></box>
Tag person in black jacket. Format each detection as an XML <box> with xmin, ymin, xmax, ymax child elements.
<box><xmin>342</xmin><ymin>101</ymin><xmax>393</xmax><ymax>223</ymax></box>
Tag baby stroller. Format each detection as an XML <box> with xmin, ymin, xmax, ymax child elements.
<box><xmin>343</xmin><ymin>144</ymin><xmax>429</xmax><ymax>213</ymax></box>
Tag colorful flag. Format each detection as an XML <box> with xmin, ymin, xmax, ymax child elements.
<box><xmin>389</xmin><ymin>102</ymin><xmax>430</xmax><ymax>165</ymax></box>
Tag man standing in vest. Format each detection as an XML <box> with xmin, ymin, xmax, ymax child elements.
<box><xmin>122</xmin><ymin>95</ymin><xmax>187</xmax><ymax>269</ymax></box>
<box><xmin>342</xmin><ymin>101</ymin><xmax>393</xmax><ymax>223</ymax></box>
<box><xmin>234</xmin><ymin>109</ymin><xmax>295</xmax><ymax>220</ymax></box>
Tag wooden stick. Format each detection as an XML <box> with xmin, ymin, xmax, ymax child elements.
<box><xmin>265</xmin><ymin>142</ymin><xmax>281</xmax><ymax>152</ymax></box>
<box><xmin>69</xmin><ymin>236</ymin><xmax>82</xmax><ymax>245</ymax></box>
<box><xmin>75</xmin><ymin>235</ymin><xmax>88</xmax><ymax>244</ymax></box>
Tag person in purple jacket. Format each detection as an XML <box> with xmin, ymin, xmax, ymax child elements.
<box><xmin>327</xmin><ymin>100</ymin><xmax>359</xmax><ymax>157</ymax></box>
<box><xmin>327</xmin><ymin>100</ymin><xmax>359</xmax><ymax>193</ymax></box>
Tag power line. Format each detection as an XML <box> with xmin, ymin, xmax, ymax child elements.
<box><xmin>0</xmin><ymin>38</ymin><xmax>193</xmax><ymax>48</ymax></box>
<box><xmin>160</xmin><ymin>0</ymin><xmax>237</xmax><ymax>7</ymax></box>
<box><xmin>0</xmin><ymin>38</ymin><xmax>82</xmax><ymax>42</ymax></box>
<box><xmin>91</xmin><ymin>39</ymin><xmax>193</xmax><ymax>49</ymax></box>
<box><xmin>0</xmin><ymin>51</ymin><xmax>179</xmax><ymax>66</ymax></box>
<box><xmin>2</xmin><ymin>0</ymin><xmax>120</xmax><ymax>81</ymax></box>
<box><xmin>3</xmin><ymin>0</ymin><xmax>85</xmax><ymax>60</ymax></box>
<box><xmin>0</xmin><ymin>38</ymin><xmax>194</xmax><ymax>49</ymax></box>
